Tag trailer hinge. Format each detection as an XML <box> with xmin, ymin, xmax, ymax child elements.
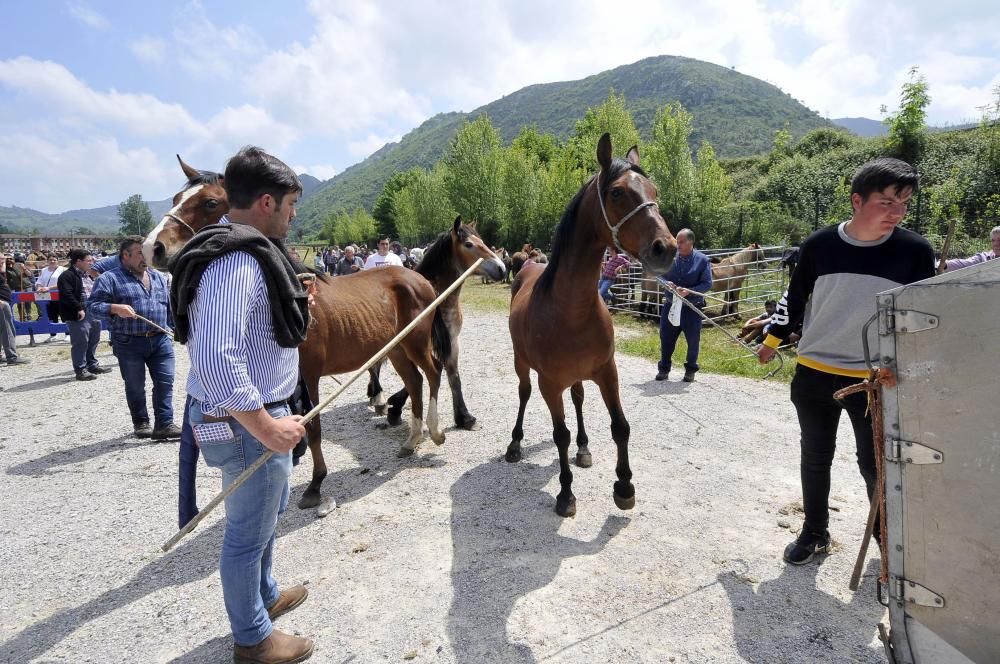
<box><xmin>890</xmin><ymin>577</ymin><xmax>945</xmax><ymax>607</ymax></box>
<box><xmin>886</xmin><ymin>438</ymin><xmax>944</xmax><ymax>465</ymax></box>
<box><xmin>882</xmin><ymin>309</ymin><xmax>940</xmax><ymax>335</ymax></box>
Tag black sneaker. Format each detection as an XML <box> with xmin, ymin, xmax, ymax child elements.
<box><xmin>151</xmin><ymin>423</ymin><xmax>182</xmax><ymax>440</ymax></box>
<box><xmin>87</xmin><ymin>365</ymin><xmax>113</xmax><ymax>374</ymax></box>
<box><xmin>134</xmin><ymin>422</ymin><xmax>152</xmax><ymax>438</ymax></box>
<box><xmin>6</xmin><ymin>358</ymin><xmax>29</xmax><ymax>366</ymax></box>
<box><xmin>783</xmin><ymin>529</ymin><xmax>831</xmax><ymax>565</ymax></box>
<box><xmin>682</xmin><ymin>371</ymin><xmax>696</xmax><ymax>383</ymax></box>
<box><xmin>655</xmin><ymin>371</ymin><xmax>669</xmax><ymax>381</ymax></box>
<box><xmin>75</xmin><ymin>370</ymin><xmax>97</xmax><ymax>381</ymax></box>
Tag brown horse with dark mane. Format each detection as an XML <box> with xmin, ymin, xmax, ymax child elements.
<box><xmin>144</xmin><ymin>156</ymin><xmax>447</xmax><ymax>512</ymax></box>
<box><xmin>710</xmin><ymin>243</ymin><xmax>764</xmax><ymax>318</ymax></box>
<box><xmin>372</xmin><ymin>216</ymin><xmax>507</xmax><ymax>431</ymax></box>
<box><xmin>506</xmin><ymin>134</ymin><xmax>676</xmax><ymax>517</ymax></box>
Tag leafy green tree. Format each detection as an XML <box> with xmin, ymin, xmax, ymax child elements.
<box><xmin>567</xmin><ymin>91</ymin><xmax>641</xmax><ymax>172</ymax></box>
<box><xmin>881</xmin><ymin>67</ymin><xmax>930</xmax><ymax>165</ymax></box>
<box><xmin>535</xmin><ymin>147</ymin><xmax>587</xmax><ymax>246</ymax></box>
<box><xmin>690</xmin><ymin>142</ymin><xmax>733</xmax><ymax>246</ymax></box>
<box><xmin>443</xmin><ymin>115</ymin><xmax>507</xmax><ymax>245</ymax></box>
<box><xmin>372</xmin><ymin>170</ymin><xmax>420</xmax><ymax>239</ymax></box>
<box><xmin>325</xmin><ymin>208</ymin><xmax>377</xmax><ymax>246</ymax></box>
<box><xmin>646</xmin><ymin>102</ymin><xmax>695</xmax><ymax>228</ymax></box>
<box><xmin>510</xmin><ymin>125</ymin><xmax>558</xmax><ymax>165</ymax></box>
<box><xmin>394</xmin><ymin>165</ymin><xmax>455</xmax><ymax>245</ymax></box>
<box><xmin>117</xmin><ymin>194</ymin><xmax>153</xmax><ymax>236</ymax></box>
<box><xmin>499</xmin><ymin>146</ymin><xmax>543</xmax><ymax>247</ymax></box>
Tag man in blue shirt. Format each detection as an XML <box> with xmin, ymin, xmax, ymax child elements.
<box><xmin>89</xmin><ymin>238</ymin><xmax>179</xmax><ymax>439</ymax></box>
<box><xmin>657</xmin><ymin>228</ymin><xmax>713</xmax><ymax>382</ymax></box>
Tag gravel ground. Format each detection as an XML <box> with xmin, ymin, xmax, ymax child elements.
<box><xmin>1</xmin><ymin>314</ymin><xmax>887</xmax><ymax>663</ymax></box>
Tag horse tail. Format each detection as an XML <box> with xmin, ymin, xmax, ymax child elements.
<box><xmin>431</xmin><ymin>308</ymin><xmax>452</xmax><ymax>365</ymax></box>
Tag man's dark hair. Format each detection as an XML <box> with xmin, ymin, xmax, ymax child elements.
<box><xmin>223</xmin><ymin>146</ymin><xmax>302</xmax><ymax>210</ymax></box>
<box><xmin>68</xmin><ymin>248</ymin><xmax>92</xmax><ymax>266</ymax></box>
<box><xmin>765</xmin><ymin>299</ymin><xmax>777</xmax><ymax>307</ymax></box>
<box><xmin>118</xmin><ymin>237</ymin><xmax>142</xmax><ymax>258</ymax></box>
<box><xmin>850</xmin><ymin>157</ymin><xmax>919</xmax><ymax>201</ymax></box>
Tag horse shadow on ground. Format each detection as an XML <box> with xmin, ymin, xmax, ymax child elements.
<box><xmin>628</xmin><ymin>378</ymin><xmax>692</xmax><ymax>398</ymax></box>
<box><xmin>0</xmin><ymin>501</ymin><xmax>316</xmax><ymax>663</ymax></box>
<box><xmin>447</xmin><ymin>450</ymin><xmax>629</xmax><ymax>663</ymax></box>
<box><xmin>718</xmin><ymin>557</ymin><xmax>885</xmax><ymax>663</ymax></box>
<box><xmin>6</xmin><ymin>434</ymin><xmax>164</xmax><ymax>477</ymax></box>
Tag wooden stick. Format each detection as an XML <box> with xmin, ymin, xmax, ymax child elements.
<box><xmin>160</xmin><ymin>258</ymin><xmax>484</xmax><ymax>552</ymax></box>
<box><xmin>132</xmin><ymin>313</ymin><xmax>174</xmax><ymax>337</ymax></box>
<box><xmin>849</xmin><ymin>497</ymin><xmax>879</xmax><ymax>591</ymax></box>
<box><xmin>936</xmin><ymin>219</ymin><xmax>958</xmax><ymax>275</ymax></box>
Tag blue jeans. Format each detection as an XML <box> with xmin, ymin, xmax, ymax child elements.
<box><xmin>65</xmin><ymin>311</ymin><xmax>102</xmax><ymax>372</ymax></box>
<box><xmin>113</xmin><ymin>333</ymin><xmax>175</xmax><ymax>428</ymax></box>
<box><xmin>598</xmin><ymin>277</ymin><xmax>615</xmax><ymax>303</ymax></box>
<box><xmin>190</xmin><ymin>401</ymin><xmax>292</xmax><ymax>647</ymax></box>
<box><xmin>178</xmin><ymin>396</ymin><xmax>199</xmax><ymax>528</ymax></box>
<box><xmin>658</xmin><ymin>299</ymin><xmax>703</xmax><ymax>374</ymax></box>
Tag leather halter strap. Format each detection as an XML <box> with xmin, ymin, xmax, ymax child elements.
<box><xmin>593</xmin><ymin>171</ymin><xmax>658</xmax><ymax>257</ymax></box>
<box><xmin>163</xmin><ymin>213</ymin><xmax>197</xmax><ymax>238</ymax></box>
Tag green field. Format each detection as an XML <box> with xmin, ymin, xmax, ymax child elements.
<box><xmin>461</xmin><ymin>281</ymin><xmax>795</xmax><ymax>383</ymax></box>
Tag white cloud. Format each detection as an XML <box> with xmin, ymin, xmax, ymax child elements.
<box><xmin>0</xmin><ymin>57</ymin><xmax>202</xmax><ymax>138</ymax></box>
<box><xmin>130</xmin><ymin>37</ymin><xmax>167</xmax><ymax>64</ymax></box>
<box><xmin>66</xmin><ymin>1</ymin><xmax>109</xmax><ymax>30</ymax></box>
<box><xmin>172</xmin><ymin>2</ymin><xmax>262</xmax><ymax>78</ymax></box>
<box><xmin>347</xmin><ymin>133</ymin><xmax>399</xmax><ymax>159</ymax></box>
<box><xmin>293</xmin><ymin>164</ymin><xmax>338</xmax><ymax>180</ymax></box>
<box><xmin>0</xmin><ymin>134</ymin><xmax>171</xmax><ymax>212</ymax></box>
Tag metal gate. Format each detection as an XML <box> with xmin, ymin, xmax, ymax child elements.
<box><xmin>878</xmin><ymin>258</ymin><xmax>1000</xmax><ymax>663</ymax></box>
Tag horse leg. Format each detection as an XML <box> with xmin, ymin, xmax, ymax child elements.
<box><xmin>445</xmin><ymin>334</ymin><xmax>478</xmax><ymax>430</ymax></box>
<box><xmin>539</xmin><ymin>377</ymin><xmax>575</xmax><ymax>517</ymax></box>
<box><xmin>571</xmin><ymin>381</ymin><xmax>591</xmax><ymax>468</ymax></box>
<box><xmin>368</xmin><ymin>362</ymin><xmax>388</xmax><ymax>416</ymax></box>
<box><xmin>410</xmin><ymin>342</ymin><xmax>445</xmax><ymax>446</ymax></box>
<box><xmin>390</xmin><ymin>350</ymin><xmax>426</xmax><ymax>457</ymax></box>
<box><xmin>386</xmin><ymin>387</ymin><xmax>408</xmax><ymax>427</ymax></box>
<box><xmin>594</xmin><ymin>361</ymin><xmax>635</xmax><ymax>511</ymax></box>
<box><xmin>298</xmin><ymin>375</ymin><xmax>327</xmax><ymax>509</ymax></box>
<box><xmin>505</xmin><ymin>353</ymin><xmax>531</xmax><ymax>463</ymax></box>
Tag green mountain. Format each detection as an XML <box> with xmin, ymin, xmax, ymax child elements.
<box><xmin>295</xmin><ymin>55</ymin><xmax>833</xmax><ymax>235</ymax></box>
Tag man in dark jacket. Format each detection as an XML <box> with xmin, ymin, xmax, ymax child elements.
<box><xmin>57</xmin><ymin>249</ymin><xmax>112</xmax><ymax>381</ymax></box>
<box><xmin>0</xmin><ymin>256</ymin><xmax>28</xmax><ymax>365</ymax></box>
<box><xmin>656</xmin><ymin>228</ymin><xmax>713</xmax><ymax>382</ymax></box>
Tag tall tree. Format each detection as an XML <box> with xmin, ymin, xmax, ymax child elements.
<box><xmin>394</xmin><ymin>165</ymin><xmax>455</xmax><ymax>245</ymax></box>
<box><xmin>443</xmin><ymin>115</ymin><xmax>506</xmax><ymax>245</ymax></box>
<box><xmin>117</xmin><ymin>194</ymin><xmax>153</xmax><ymax>236</ymax></box>
<box><xmin>690</xmin><ymin>141</ymin><xmax>733</xmax><ymax>246</ymax></box>
<box><xmin>568</xmin><ymin>91</ymin><xmax>641</xmax><ymax>172</ymax></box>
<box><xmin>646</xmin><ymin>102</ymin><xmax>695</xmax><ymax>229</ymax></box>
<box><xmin>881</xmin><ymin>67</ymin><xmax>931</xmax><ymax>165</ymax></box>
<box><xmin>372</xmin><ymin>169</ymin><xmax>420</xmax><ymax>239</ymax></box>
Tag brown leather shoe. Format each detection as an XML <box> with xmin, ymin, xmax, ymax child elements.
<box><xmin>267</xmin><ymin>585</ymin><xmax>308</xmax><ymax>621</ymax></box>
<box><xmin>233</xmin><ymin>628</ymin><xmax>314</xmax><ymax>664</ymax></box>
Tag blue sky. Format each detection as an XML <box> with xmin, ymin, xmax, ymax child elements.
<box><xmin>2</xmin><ymin>0</ymin><xmax>997</xmax><ymax>213</ymax></box>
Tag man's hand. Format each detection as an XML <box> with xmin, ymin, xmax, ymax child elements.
<box><xmin>676</xmin><ymin>287</ymin><xmax>690</xmax><ymax>297</ymax></box>
<box><xmin>37</xmin><ymin>286</ymin><xmax>49</xmax><ymax>293</ymax></box>
<box><xmin>76</xmin><ymin>310</ymin><xmax>86</xmax><ymax>321</ymax></box>
<box><xmin>758</xmin><ymin>345</ymin><xmax>776</xmax><ymax>364</ymax></box>
<box><xmin>262</xmin><ymin>415</ymin><xmax>307</xmax><ymax>453</ymax></box>
<box><xmin>111</xmin><ymin>304</ymin><xmax>137</xmax><ymax>318</ymax></box>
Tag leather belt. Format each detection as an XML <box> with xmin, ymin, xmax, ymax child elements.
<box><xmin>201</xmin><ymin>399</ymin><xmax>290</xmax><ymax>423</ymax></box>
<box><xmin>130</xmin><ymin>330</ymin><xmax>164</xmax><ymax>337</ymax></box>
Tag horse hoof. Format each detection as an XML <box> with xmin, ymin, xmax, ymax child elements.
<box><xmin>613</xmin><ymin>492</ymin><xmax>636</xmax><ymax>511</ymax></box>
<box><xmin>556</xmin><ymin>496</ymin><xmax>577</xmax><ymax>518</ymax></box>
<box><xmin>387</xmin><ymin>413</ymin><xmax>403</xmax><ymax>427</ymax></box>
<box><xmin>431</xmin><ymin>433</ymin><xmax>446</xmax><ymax>446</ymax></box>
<box><xmin>457</xmin><ymin>416</ymin><xmax>479</xmax><ymax>431</ymax></box>
<box><xmin>575</xmin><ymin>451</ymin><xmax>593</xmax><ymax>468</ymax></box>
<box><xmin>373</xmin><ymin>405</ymin><xmax>387</xmax><ymax>416</ymax></box>
<box><xmin>505</xmin><ymin>448</ymin><xmax>522</xmax><ymax>463</ymax></box>
<box><xmin>316</xmin><ymin>496</ymin><xmax>337</xmax><ymax>518</ymax></box>
<box><xmin>397</xmin><ymin>446</ymin><xmax>415</xmax><ymax>458</ymax></box>
<box><xmin>298</xmin><ymin>492</ymin><xmax>322</xmax><ymax>510</ymax></box>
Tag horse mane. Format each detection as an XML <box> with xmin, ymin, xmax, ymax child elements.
<box><xmin>184</xmin><ymin>169</ymin><xmax>222</xmax><ymax>189</ymax></box>
<box><xmin>417</xmin><ymin>222</ymin><xmax>479</xmax><ymax>281</ymax></box>
<box><xmin>536</xmin><ymin>158</ymin><xmax>645</xmax><ymax>293</ymax></box>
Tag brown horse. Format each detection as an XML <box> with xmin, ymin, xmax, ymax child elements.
<box><xmin>374</xmin><ymin>216</ymin><xmax>506</xmax><ymax>431</ymax></box>
<box><xmin>710</xmin><ymin>243</ymin><xmax>764</xmax><ymax>318</ymax></box>
<box><xmin>506</xmin><ymin>133</ymin><xmax>676</xmax><ymax>517</ymax></box>
<box><xmin>143</xmin><ymin>157</ymin><xmax>447</xmax><ymax>511</ymax></box>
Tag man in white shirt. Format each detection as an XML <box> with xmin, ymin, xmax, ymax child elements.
<box><xmin>363</xmin><ymin>237</ymin><xmax>404</xmax><ymax>269</ymax></box>
<box><xmin>35</xmin><ymin>255</ymin><xmax>66</xmax><ymax>342</ymax></box>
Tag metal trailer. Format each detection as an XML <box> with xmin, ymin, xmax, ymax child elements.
<box><xmin>877</xmin><ymin>258</ymin><xmax>1000</xmax><ymax>663</ymax></box>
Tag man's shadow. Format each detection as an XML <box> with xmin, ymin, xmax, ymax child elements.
<box><xmin>447</xmin><ymin>451</ymin><xmax>629</xmax><ymax>663</ymax></box>
<box><xmin>718</xmin><ymin>557</ymin><xmax>886</xmax><ymax>663</ymax></box>
<box><xmin>7</xmin><ymin>435</ymin><xmax>163</xmax><ymax>477</ymax></box>
<box><xmin>0</xmin><ymin>503</ymin><xmax>316</xmax><ymax>663</ymax></box>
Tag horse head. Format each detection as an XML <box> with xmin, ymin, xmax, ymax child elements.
<box><xmin>451</xmin><ymin>216</ymin><xmax>506</xmax><ymax>281</ymax></box>
<box><xmin>142</xmin><ymin>155</ymin><xmax>228</xmax><ymax>269</ymax></box>
<box><xmin>594</xmin><ymin>133</ymin><xmax>676</xmax><ymax>274</ymax></box>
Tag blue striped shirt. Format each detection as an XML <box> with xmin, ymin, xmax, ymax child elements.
<box><xmin>185</xmin><ymin>250</ymin><xmax>299</xmax><ymax>417</ymax></box>
<box><xmin>88</xmin><ymin>266</ymin><xmax>173</xmax><ymax>335</ymax></box>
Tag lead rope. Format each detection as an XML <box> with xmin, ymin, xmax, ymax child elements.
<box><xmin>834</xmin><ymin>367</ymin><xmax>895</xmax><ymax>588</ymax></box>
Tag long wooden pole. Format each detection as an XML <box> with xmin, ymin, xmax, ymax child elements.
<box><xmin>936</xmin><ymin>219</ymin><xmax>958</xmax><ymax>275</ymax></box>
<box><xmin>161</xmin><ymin>258</ymin><xmax>485</xmax><ymax>552</ymax></box>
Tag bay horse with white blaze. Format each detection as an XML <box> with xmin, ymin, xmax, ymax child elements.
<box><xmin>144</xmin><ymin>156</ymin><xmax>448</xmax><ymax>511</ymax></box>
<box><xmin>506</xmin><ymin>133</ymin><xmax>677</xmax><ymax>517</ymax></box>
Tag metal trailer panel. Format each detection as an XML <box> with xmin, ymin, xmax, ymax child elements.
<box><xmin>879</xmin><ymin>259</ymin><xmax>1000</xmax><ymax>664</ymax></box>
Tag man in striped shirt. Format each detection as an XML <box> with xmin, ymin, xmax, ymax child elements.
<box><xmin>88</xmin><ymin>238</ymin><xmax>178</xmax><ymax>440</ymax></box>
<box><xmin>177</xmin><ymin>146</ymin><xmax>313</xmax><ymax>664</ymax></box>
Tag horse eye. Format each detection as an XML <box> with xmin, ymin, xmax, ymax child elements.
<box><xmin>610</xmin><ymin>188</ymin><xmax>624</xmax><ymax>199</ymax></box>
<box><xmin>464</xmin><ymin>242</ymin><xmax>474</xmax><ymax>249</ymax></box>
<box><xmin>205</xmin><ymin>199</ymin><xmax>219</xmax><ymax>209</ymax></box>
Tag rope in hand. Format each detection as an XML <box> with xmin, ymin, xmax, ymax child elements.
<box><xmin>834</xmin><ymin>367</ymin><xmax>896</xmax><ymax>589</ymax></box>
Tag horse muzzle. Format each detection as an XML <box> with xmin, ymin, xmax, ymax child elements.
<box><xmin>639</xmin><ymin>239</ymin><xmax>676</xmax><ymax>274</ymax></box>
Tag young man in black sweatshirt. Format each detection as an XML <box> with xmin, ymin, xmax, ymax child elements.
<box><xmin>758</xmin><ymin>157</ymin><xmax>934</xmax><ymax>565</ymax></box>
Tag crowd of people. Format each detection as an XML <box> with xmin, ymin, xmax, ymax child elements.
<box><xmin>309</xmin><ymin>240</ymin><xmax>422</xmax><ymax>275</ymax></box>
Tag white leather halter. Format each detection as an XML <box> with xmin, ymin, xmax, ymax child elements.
<box><xmin>593</xmin><ymin>171</ymin><xmax>658</xmax><ymax>257</ymax></box>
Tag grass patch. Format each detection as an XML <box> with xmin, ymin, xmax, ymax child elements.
<box><xmin>461</xmin><ymin>280</ymin><xmax>795</xmax><ymax>382</ymax></box>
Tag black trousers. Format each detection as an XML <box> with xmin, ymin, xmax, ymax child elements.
<box><xmin>790</xmin><ymin>364</ymin><xmax>877</xmax><ymax>534</ymax></box>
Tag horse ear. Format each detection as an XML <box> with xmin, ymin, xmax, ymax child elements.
<box><xmin>177</xmin><ymin>154</ymin><xmax>200</xmax><ymax>180</ymax></box>
<box><xmin>467</xmin><ymin>219</ymin><xmax>477</xmax><ymax>230</ymax></box>
<box><xmin>626</xmin><ymin>145</ymin><xmax>640</xmax><ymax>166</ymax></box>
<box><xmin>597</xmin><ymin>133</ymin><xmax>612</xmax><ymax>171</ymax></box>
<box><xmin>453</xmin><ymin>215</ymin><xmax>462</xmax><ymax>234</ymax></box>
